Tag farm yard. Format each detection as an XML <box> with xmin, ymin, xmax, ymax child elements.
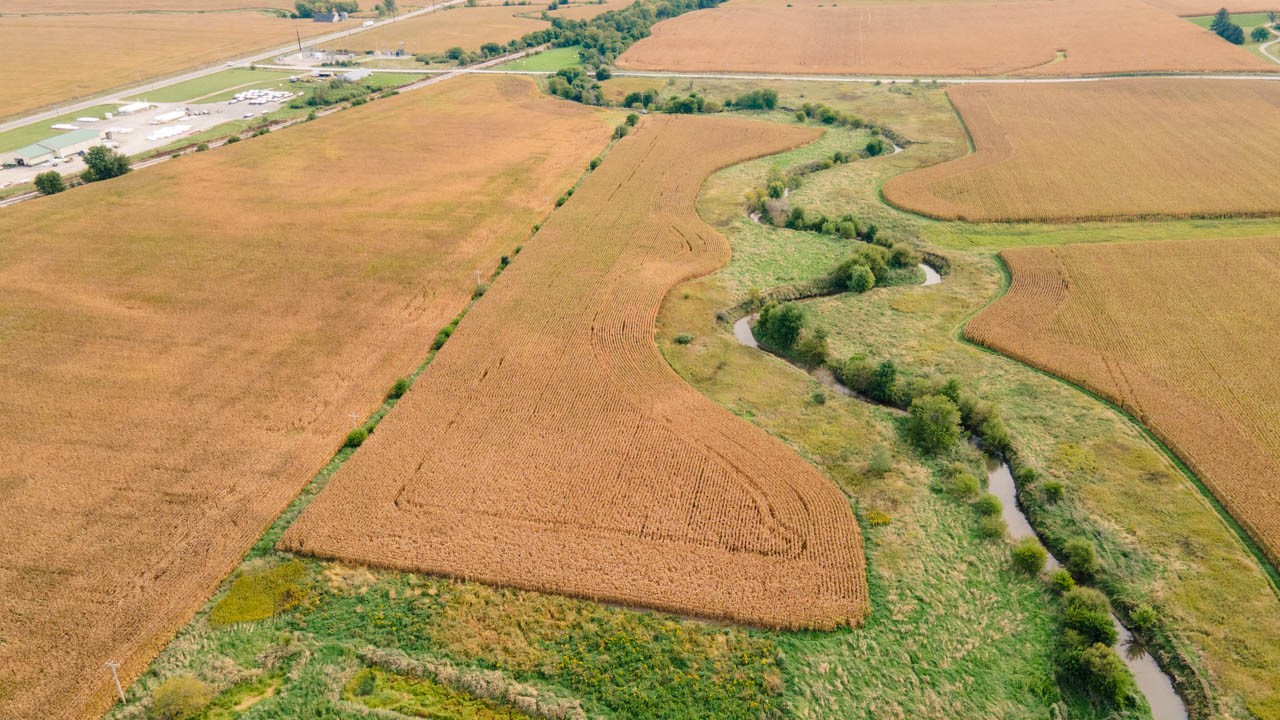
<box><xmin>882</xmin><ymin>79</ymin><xmax>1280</xmax><ymax>222</ymax></box>
<box><xmin>616</xmin><ymin>0</ymin><xmax>1277</xmax><ymax>76</ymax></box>
<box><xmin>0</xmin><ymin>11</ymin><xmax>334</xmax><ymax>119</ymax></box>
<box><xmin>317</xmin><ymin>5</ymin><xmax>550</xmax><ymax>55</ymax></box>
<box><xmin>0</xmin><ymin>75</ymin><xmax>611</xmax><ymax>720</ymax></box>
<box><xmin>966</xmin><ymin>238</ymin><xmax>1280</xmax><ymax>568</ymax></box>
<box><xmin>278</xmin><ymin>114</ymin><xmax>872</xmax><ymax>631</ymax></box>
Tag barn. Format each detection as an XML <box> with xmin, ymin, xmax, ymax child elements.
<box><xmin>11</xmin><ymin>129</ymin><xmax>103</xmax><ymax>166</ymax></box>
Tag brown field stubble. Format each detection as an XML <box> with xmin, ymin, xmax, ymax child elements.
<box><xmin>966</xmin><ymin>237</ymin><xmax>1280</xmax><ymax>568</ymax></box>
<box><xmin>0</xmin><ymin>75</ymin><xmax>610</xmax><ymax>720</ymax></box>
<box><xmin>883</xmin><ymin>80</ymin><xmax>1280</xmax><ymax>222</ymax></box>
<box><xmin>616</xmin><ymin>0</ymin><xmax>1275</xmax><ymax>76</ymax></box>
<box><xmin>318</xmin><ymin>5</ymin><xmax>549</xmax><ymax>54</ymax></box>
<box><xmin>0</xmin><ymin>12</ymin><xmax>333</xmax><ymax>119</ymax></box>
<box><xmin>0</xmin><ymin>0</ymin><xmax>297</xmax><ymax>11</ymax></box>
<box><xmin>279</xmin><ymin>115</ymin><xmax>871</xmax><ymax>630</ymax></box>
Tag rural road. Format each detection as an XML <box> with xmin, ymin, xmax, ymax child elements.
<box><xmin>0</xmin><ymin>0</ymin><xmax>468</xmax><ymax>134</ymax></box>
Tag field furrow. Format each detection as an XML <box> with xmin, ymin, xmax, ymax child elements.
<box><xmin>279</xmin><ymin>114</ymin><xmax>871</xmax><ymax>630</ymax></box>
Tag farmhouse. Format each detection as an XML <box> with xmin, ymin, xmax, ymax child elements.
<box><xmin>11</xmin><ymin>128</ymin><xmax>102</xmax><ymax>166</ymax></box>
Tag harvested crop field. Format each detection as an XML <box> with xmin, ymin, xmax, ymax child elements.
<box><xmin>318</xmin><ymin>5</ymin><xmax>548</xmax><ymax>54</ymax></box>
<box><xmin>0</xmin><ymin>0</ymin><xmax>297</xmax><ymax>11</ymax></box>
<box><xmin>547</xmin><ymin>0</ymin><xmax>635</xmax><ymax>20</ymax></box>
<box><xmin>967</xmin><ymin>237</ymin><xmax>1280</xmax><ymax>568</ymax></box>
<box><xmin>0</xmin><ymin>75</ymin><xmax>610</xmax><ymax>720</ymax></box>
<box><xmin>883</xmin><ymin>80</ymin><xmax>1280</xmax><ymax>222</ymax></box>
<box><xmin>0</xmin><ymin>12</ymin><xmax>332</xmax><ymax>119</ymax></box>
<box><xmin>280</xmin><ymin>114</ymin><xmax>870</xmax><ymax>630</ymax></box>
<box><xmin>616</xmin><ymin>0</ymin><xmax>1276</xmax><ymax>76</ymax></box>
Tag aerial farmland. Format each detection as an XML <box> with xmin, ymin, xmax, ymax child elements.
<box><xmin>3</xmin><ymin>0</ymin><xmax>1280</xmax><ymax>719</ymax></box>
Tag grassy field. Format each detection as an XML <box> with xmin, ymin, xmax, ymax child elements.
<box><xmin>704</xmin><ymin>78</ymin><xmax>1280</xmax><ymax>719</ymax></box>
<box><xmin>616</xmin><ymin>0</ymin><xmax>1276</xmax><ymax>76</ymax></box>
<box><xmin>318</xmin><ymin>5</ymin><xmax>548</xmax><ymax>54</ymax></box>
<box><xmin>0</xmin><ymin>11</ymin><xmax>336</xmax><ymax>120</ymax></box>
<box><xmin>279</xmin><ymin>114</ymin><xmax>873</xmax><ymax>631</ymax></box>
<box><xmin>0</xmin><ymin>103</ymin><xmax>120</xmax><ymax>153</ymax></box>
<box><xmin>0</xmin><ymin>75</ymin><xmax>611</xmax><ymax>720</ymax></box>
<box><xmin>126</xmin><ymin>67</ymin><xmax>295</xmax><ymax>103</ymax></box>
<box><xmin>883</xmin><ymin>80</ymin><xmax>1280</xmax><ymax>222</ymax></box>
<box><xmin>968</xmin><ymin>238</ymin><xmax>1280</xmax><ymax>572</ymax></box>
<box><xmin>498</xmin><ymin>44</ymin><xmax>583</xmax><ymax>71</ymax></box>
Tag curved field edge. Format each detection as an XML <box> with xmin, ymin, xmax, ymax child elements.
<box><xmin>277</xmin><ymin>114</ymin><xmax>871</xmax><ymax>631</ymax></box>
<box><xmin>961</xmin><ymin>248</ymin><xmax>1280</xmax><ymax>588</ymax></box>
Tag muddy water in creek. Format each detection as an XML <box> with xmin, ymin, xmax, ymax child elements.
<box><xmin>986</xmin><ymin>459</ymin><xmax>1188</xmax><ymax>720</ymax></box>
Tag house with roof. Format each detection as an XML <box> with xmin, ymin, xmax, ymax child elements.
<box><xmin>11</xmin><ymin>129</ymin><xmax>103</xmax><ymax>167</ymax></box>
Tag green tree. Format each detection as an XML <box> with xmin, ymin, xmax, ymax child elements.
<box><xmin>1251</xmin><ymin>25</ymin><xmax>1271</xmax><ymax>41</ymax></box>
<box><xmin>34</xmin><ymin>171</ymin><xmax>65</xmax><ymax>195</ymax></box>
<box><xmin>1011</xmin><ymin>537</ymin><xmax>1048</xmax><ymax>574</ymax></box>
<box><xmin>1210</xmin><ymin>7</ymin><xmax>1231</xmax><ymax>32</ymax></box>
<box><xmin>869</xmin><ymin>359</ymin><xmax>897</xmax><ymax>403</ymax></box>
<box><xmin>1063</xmin><ymin>537</ymin><xmax>1101</xmax><ymax>579</ymax></box>
<box><xmin>754</xmin><ymin>302</ymin><xmax>805</xmax><ymax>351</ymax></box>
<box><xmin>1061</xmin><ymin>587</ymin><xmax>1118</xmax><ymax>646</ymax></box>
<box><xmin>1074</xmin><ymin>643</ymin><xmax>1136</xmax><ymax>705</ymax></box>
<box><xmin>905</xmin><ymin>394</ymin><xmax>962</xmax><ymax>454</ymax></box>
<box><xmin>81</xmin><ymin>145</ymin><xmax>131</xmax><ymax>183</ymax></box>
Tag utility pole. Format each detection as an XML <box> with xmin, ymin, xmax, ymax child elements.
<box><xmin>105</xmin><ymin>661</ymin><xmax>125</xmax><ymax>704</ymax></box>
<box><xmin>348</xmin><ymin>412</ymin><xmax>360</xmax><ymax>428</ymax></box>
<box><xmin>296</xmin><ymin>28</ymin><xmax>303</xmax><ymax>54</ymax></box>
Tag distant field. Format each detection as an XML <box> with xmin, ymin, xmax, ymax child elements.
<box><xmin>0</xmin><ymin>12</ymin><xmax>334</xmax><ymax>119</ymax></box>
<box><xmin>0</xmin><ymin>0</ymin><xmax>296</xmax><ymax>10</ymax></box>
<box><xmin>1142</xmin><ymin>0</ymin><xmax>1275</xmax><ymax>13</ymax></box>
<box><xmin>616</xmin><ymin>0</ymin><xmax>1276</xmax><ymax>75</ymax></box>
<box><xmin>967</xmin><ymin>237</ymin><xmax>1280</xmax><ymax>569</ymax></box>
<box><xmin>318</xmin><ymin>5</ymin><xmax>548</xmax><ymax>54</ymax></box>
<box><xmin>128</xmin><ymin>67</ymin><xmax>295</xmax><ymax>103</ymax></box>
<box><xmin>0</xmin><ymin>75</ymin><xmax>611</xmax><ymax>720</ymax></box>
<box><xmin>279</xmin><ymin>115</ymin><xmax>871</xmax><ymax>631</ymax></box>
<box><xmin>546</xmin><ymin>0</ymin><xmax>635</xmax><ymax>19</ymax></box>
<box><xmin>497</xmin><ymin>44</ymin><xmax>582</xmax><ymax>70</ymax></box>
<box><xmin>883</xmin><ymin>80</ymin><xmax>1280</xmax><ymax>221</ymax></box>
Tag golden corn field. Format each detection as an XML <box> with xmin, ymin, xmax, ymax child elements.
<box><xmin>0</xmin><ymin>76</ymin><xmax>610</xmax><ymax>720</ymax></box>
<box><xmin>0</xmin><ymin>11</ymin><xmax>334</xmax><ymax>119</ymax></box>
<box><xmin>616</xmin><ymin>0</ymin><xmax>1275</xmax><ymax>77</ymax></box>
<box><xmin>967</xmin><ymin>237</ymin><xmax>1280</xmax><ymax>568</ymax></box>
<box><xmin>318</xmin><ymin>5</ymin><xmax>549</xmax><ymax>54</ymax></box>
<box><xmin>280</xmin><ymin>114</ymin><xmax>871</xmax><ymax>630</ymax></box>
<box><xmin>883</xmin><ymin>80</ymin><xmax>1280</xmax><ymax>222</ymax></box>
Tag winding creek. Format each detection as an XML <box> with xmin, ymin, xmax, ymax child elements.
<box><xmin>729</xmin><ymin>264</ymin><xmax>1188</xmax><ymax>720</ymax></box>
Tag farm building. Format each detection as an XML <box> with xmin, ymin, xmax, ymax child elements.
<box><xmin>341</xmin><ymin>68</ymin><xmax>372</xmax><ymax>82</ymax></box>
<box><xmin>11</xmin><ymin>129</ymin><xmax>102</xmax><ymax>166</ymax></box>
<box><xmin>116</xmin><ymin>101</ymin><xmax>153</xmax><ymax>115</ymax></box>
<box><xmin>313</xmin><ymin>11</ymin><xmax>349</xmax><ymax>21</ymax></box>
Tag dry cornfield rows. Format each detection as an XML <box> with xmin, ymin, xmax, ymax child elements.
<box><xmin>318</xmin><ymin>5</ymin><xmax>549</xmax><ymax>54</ymax></box>
<box><xmin>966</xmin><ymin>237</ymin><xmax>1280</xmax><ymax>567</ymax></box>
<box><xmin>884</xmin><ymin>79</ymin><xmax>1280</xmax><ymax>222</ymax></box>
<box><xmin>0</xmin><ymin>75</ymin><xmax>610</xmax><ymax>720</ymax></box>
<box><xmin>279</xmin><ymin>114</ymin><xmax>871</xmax><ymax>629</ymax></box>
<box><xmin>615</xmin><ymin>0</ymin><xmax>1275</xmax><ymax>77</ymax></box>
<box><xmin>0</xmin><ymin>11</ymin><xmax>334</xmax><ymax>119</ymax></box>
